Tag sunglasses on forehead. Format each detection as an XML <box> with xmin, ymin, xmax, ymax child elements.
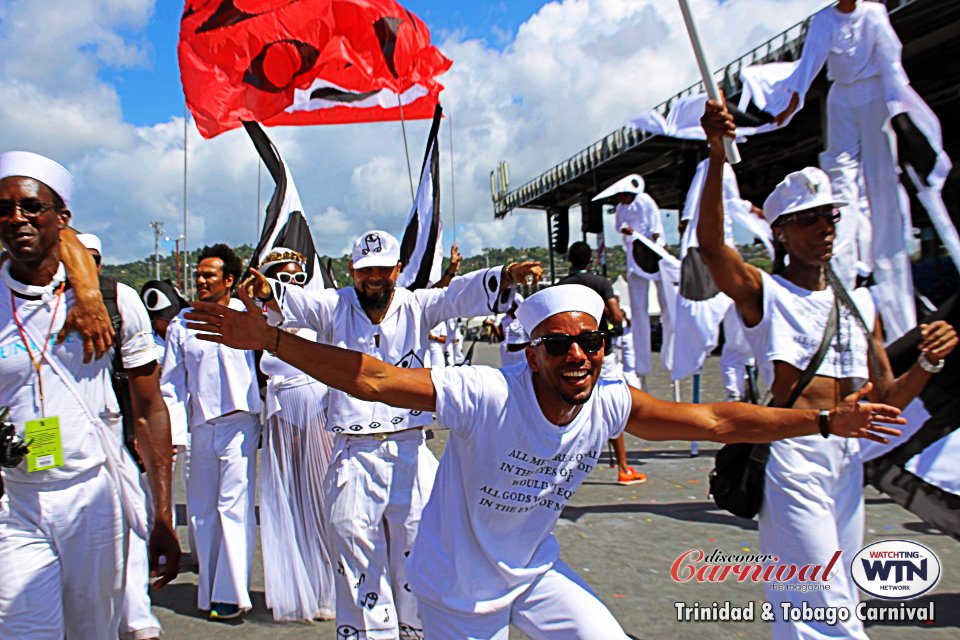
<box><xmin>777</xmin><ymin>208</ymin><xmax>841</xmax><ymax>227</ymax></box>
<box><xmin>0</xmin><ymin>199</ymin><xmax>55</xmax><ymax>218</ymax></box>
<box><xmin>530</xmin><ymin>331</ymin><xmax>604</xmax><ymax>357</ymax></box>
<box><xmin>275</xmin><ymin>271</ymin><xmax>307</xmax><ymax>285</ymax></box>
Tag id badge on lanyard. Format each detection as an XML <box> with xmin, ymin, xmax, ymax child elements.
<box><xmin>11</xmin><ymin>285</ymin><xmax>66</xmax><ymax>472</ymax></box>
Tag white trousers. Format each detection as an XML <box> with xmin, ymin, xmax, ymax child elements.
<box><xmin>759</xmin><ymin>437</ymin><xmax>866</xmax><ymax>640</ymax></box>
<box><xmin>0</xmin><ymin>466</ymin><xmax>124</xmax><ymax>639</ymax></box>
<box><xmin>187</xmin><ymin>411</ymin><xmax>260</xmax><ymax>611</ymax></box>
<box><xmin>823</xmin><ymin>78</ymin><xmax>916</xmax><ymax>341</ymax></box>
<box><xmin>719</xmin><ymin>307</ymin><xmax>754</xmax><ymax>400</ymax></box>
<box><xmin>625</xmin><ymin>273</ymin><xmax>666</xmax><ymax>376</ymax></box>
<box><xmin>325</xmin><ymin>429</ymin><xmax>437</xmax><ymax>640</ymax></box>
<box><xmin>417</xmin><ymin>560</ymin><xmax>629</xmax><ymax>640</ymax></box>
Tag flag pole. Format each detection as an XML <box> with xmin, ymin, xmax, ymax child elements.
<box><xmin>677</xmin><ymin>0</ymin><xmax>740</xmax><ymax>165</ymax></box>
<box><xmin>183</xmin><ymin>103</ymin><xmax>190</xmax><ymax>296</ymax></box>
<box><xmin>397</xmin><ymin>96</ymin><xmax>417</xmax><ymax>203</ymax></box>
<box><xmin>448</xmin><ymin>112</ymin><xmax>457</xmax><ymax>243</ymax></box>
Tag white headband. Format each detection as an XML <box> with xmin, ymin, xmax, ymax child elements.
<box><xmin>516</xmin><ymin>285</ymin><xmax>604</xmax><ymax>334</ymax></box>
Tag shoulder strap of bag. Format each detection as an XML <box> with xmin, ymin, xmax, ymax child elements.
<box><xmin>825</xmin><ymin>264</ymin><xmax>882</xmax><ymax>374</ymax></box>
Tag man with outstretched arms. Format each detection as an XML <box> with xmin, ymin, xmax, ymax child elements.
<box><xmin>186</xmin><ymin>283</ymin><xmax>903</xmax><ymax>639</ymax></box>
<box><xmin>246</xmin><ymin>228</ymin><xmax>539</xmax><ymax>639</ymax></box>
<box><xmin>0</xmin><ymin>151</ymin><xmax>178</xmax><ymax>638</ymax></box>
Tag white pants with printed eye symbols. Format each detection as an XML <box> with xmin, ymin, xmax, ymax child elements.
<box><xmin>326</xmin><ymin>428</ymin><xmax>438</xmax><ymax>640</ymax></box>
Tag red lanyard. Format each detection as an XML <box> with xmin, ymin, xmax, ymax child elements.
<box><xmin>10</xmin><ymin>284</ymin><xmax>65</xmax><ymax>417</ymax></box>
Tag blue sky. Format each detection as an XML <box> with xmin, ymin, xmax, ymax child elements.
<box><xmin>0</xmin><ymin>0</ymin><xmax>831</xmax><ymax>263</ymax></box>
<box><xmin>104</xmin><ymin>1</ymin><xmax>550</xmax><ymax>127</ymax></box>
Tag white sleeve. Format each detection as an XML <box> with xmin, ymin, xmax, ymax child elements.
<box><xmin>600</xmin><ymin>379</ymin><xmax>633</xmax><ymax>440</ymax></box>
<box><xmin>160</xmin><ymin>317</ymin><xmax>189</xmax><ymax>420</ymax></box>
<box><xmin>276</xmin><ymin>283</ymin><xmax>337</xmax><ymax>335</ymax></box>
<box><xmin>418</xmin><ymin>267</ymin><xmax>516</xmax><ymax>329</ymax></box>
<box><xmin>783</xmin><ymin>11</ymin><xmax>831</xmax><ymax>103</ymax></box>
<box><xmin>117</xmin><ymin>284</ymin><xmax>159</xmax><ymax>370</ymax></box>
<box><xmin>870</xmin><ymin>5</ymin><xmax>910</xmax><ymax>117</ymax></box>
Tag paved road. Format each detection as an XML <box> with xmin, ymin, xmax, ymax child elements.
<box><xmin>152</xmin><ymin>345</ymin><xmax>959</xmax><ymax>639</ymax></box>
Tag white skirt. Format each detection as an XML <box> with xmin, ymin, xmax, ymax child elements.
<box><xmin>260</xmin><ymin>380</ymin><xmax>336</xmax><ymax>621</ymax></box>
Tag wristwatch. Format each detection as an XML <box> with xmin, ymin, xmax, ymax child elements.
<box><xmin>818</xmin><ymin>410</ymin><xmax>831</xmax><ymax>439</ymax></box>
<box><xmin>917</xmin><ymin>353</ymin><xmax>945</xmax><ymax>374</ymax></box>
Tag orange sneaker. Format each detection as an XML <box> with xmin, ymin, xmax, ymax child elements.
<box><xmin>618</xmin><ymin>467</ymin><xmax>647</xmax><ymax>485</ymax></box>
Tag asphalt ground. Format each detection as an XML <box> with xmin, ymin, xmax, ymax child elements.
<box><xmin>152</xmin><ymin>344</ymin><xmax>959</xmax><ymax>639</ymax></box>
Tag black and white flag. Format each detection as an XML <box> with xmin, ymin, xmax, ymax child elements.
<box><xmin>398</xmin><ymin>104</ymin><xmax>444</xmax><ymax>291</ymax></box>
<box><xmin>243</xmin><ymin>121</ymin><xmax>334</xmax><ymax>291</ymax></box>
<box><xmin>862</xmin><ymin>295</ymin><xmax>960</xmax><ymax>540</ymax></box>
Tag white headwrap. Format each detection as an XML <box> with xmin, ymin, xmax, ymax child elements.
<box><xmin>516</xmin><ymin>285</ymin><xmax>604</xmax><ymax>334</ymax></box>
<box><xmin>0</xmin><ymin>151</ymin><xmax>74</xmax><ymax>206</ymax></box>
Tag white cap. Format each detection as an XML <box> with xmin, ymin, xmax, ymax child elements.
<box><xmin>516</xmin><ymin>285</ymin><xmax>604</xmax><ymax>335</ymax></box>
<box><xmin>76</xmin><ymin>233</ymin><xmax>102</xmax><ymax>255</ymax></box>
<box><xmin>593</xmin><ymin>174</ymin><xmax>644</xmax><ymax>201</ymax></box>
<box><xmin>0</xmin><ymin>151</ymin><xmax>74</xmax><ymax>206</ymax></box>
<box><xmin>351</xmin><ymin>230</ymin><xmax>400</xmax><ymax>270</ymax></box>
<box><xmin>762</xmin><ymin>167</ymin><xmax>846</xmax><ymax>226</ymax></box>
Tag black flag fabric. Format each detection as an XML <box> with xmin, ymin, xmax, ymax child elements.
<box><xmin>863</xmin><ymin>295</ymin><xmax>960</xmax><ymax>540</ymax></box>
<box><xmin>398</xmin><ymin>104</ymin><xmax>443</xmax><ymax>291</ymax></box>
<box><xmin>243</xmin><ymin>121</ymin><xmax>333</xmax><ymax>291</ymax></box>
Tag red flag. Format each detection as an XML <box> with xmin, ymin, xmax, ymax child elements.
<box><xmin>179</xmin><ymin>0</ymin><xmax>452</xmax><ymax>138</ymax></box>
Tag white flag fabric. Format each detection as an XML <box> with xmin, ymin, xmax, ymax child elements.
<box><xmin>244</xmin><ymin>122</ymin><xmax>333</xmax><ymax>291</ymax></box>
<box><xmin>398</xmin><ymin>105</ymin><xmax>444</xmax><ymax>290</ymax></box>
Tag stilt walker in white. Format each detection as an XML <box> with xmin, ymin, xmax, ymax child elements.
<box><xmin>187</xmin><ymin>282</ymin><xmax>906</xmax><ymax>640</ymax></box>
<box><xmin>593</xmin><ymin>174</ymin><xmax>665</xmax><ymax>385</ymax></box>
<box><xmin>0</xmin><ymin>151</ymin><xmax>179</xmax><ymax>638</ymax></box>
<box><xmin>246</xmin><ymin>229</ymin><xmax>536</xmax><ymax>639</ymax></box>
<box><xmin>698</xmin><ymin>100</ymin><xmax>957</xmax><ymax>640</ymax></box>
<box><xmin>766</xmin><ymin>0</ymin><xmax>960</xmax><ymax>341</ymax></box>
<box><xmin>161</xmin><ymin>244</ymin><xmax>261</xmax><ymax>621</ymax></box>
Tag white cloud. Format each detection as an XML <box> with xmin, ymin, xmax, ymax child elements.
<box><xmin>0</xmin><ymin>0</ymin><xmax>831</xmax><ymax>263</ymax></box>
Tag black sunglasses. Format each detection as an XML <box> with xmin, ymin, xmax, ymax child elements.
<box><xmin>530</xmin><ymin>331</ymin><xmax>604</xmax><ymax>357</ymax></box>
<box><xmin>778</xmin><ymin>208</ymin><xmax>841</xmax><ymax>227</ymax></box>
<box><xmin>0</xmin><ymin>199</ymin><xmax>55</xmax><ymax>218</ymax></box>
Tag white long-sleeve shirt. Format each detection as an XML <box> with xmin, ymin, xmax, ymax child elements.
<box><xmin>785</xmin><ymin>2</ymin><xmax>908</xmax><ymax>114</ymax></box>
<box><xmin>161</xmin><ymin>298</ymin><xmax>261</xmax><ymax>426</ymax></box>
<box><xmin>275</xmin><ymin>267</ymin><xmax>514</xmax><ymax>435</ymax></box>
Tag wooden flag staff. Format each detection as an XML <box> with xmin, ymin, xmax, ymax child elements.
<box><xmin>677</xmin><ymin>0</ymin><xmax>741</xmax><ymax>165</ymax></box>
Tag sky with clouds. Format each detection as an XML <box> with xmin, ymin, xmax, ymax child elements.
<box><xmin>0</xmin><ymin>0</ymin><xmax>833</xmax><ymax>264</ymax></box>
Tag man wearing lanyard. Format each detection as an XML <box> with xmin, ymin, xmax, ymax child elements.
<box><xmin>0</xmin><ymin>151</ymin><xmax>179</xmax><ymax>638</ymax></box>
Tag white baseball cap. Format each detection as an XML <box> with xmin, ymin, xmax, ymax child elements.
<box><xmin>593</xmin><ymin>174</ymin><xmax>645</xmax><ymax>201</ymax></box>
<box><xmin>351</xmin><ymin>230</ymin><xmax>401</xmax><ymax>270</ymax></box>
<box><xmin>76</xmin><ymin>233</ymin><xmax>102</xmax><ymax>255</ymax></box>
<box><xmin>516</xmin><ymin>285</ymin><xmax>604</xmax><ymax>335</ymax></box>
<box><xmin>0</xmin><ymin>150</ymin><xmax>74</xmax><ymax>206</ymax></box>
<box><xmin>762</xmin><ymin>167</ymin><xmax>846</xmax><ymax>227</ymax></box>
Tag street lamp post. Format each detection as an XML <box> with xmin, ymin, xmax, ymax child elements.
<box><xmin>150</xmin><ymin>221</ymin><xmax>165</xmax><ymax>280</ymax></box>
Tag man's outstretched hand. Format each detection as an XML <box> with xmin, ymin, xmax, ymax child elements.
<box><xmin>828</xmin><ymin>382</ymin><xmax>905</xmax><ymax>444</ymax></box>
<box><xmin>184</xmin><ymin>287</ymin><xmax>274</xmax><ymax>351</ymax></box>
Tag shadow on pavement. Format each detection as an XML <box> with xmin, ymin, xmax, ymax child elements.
<box><xmin>559</xmin><ymin>500</ymin><xmax>758</xmax><ymax>531</ymax></box>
